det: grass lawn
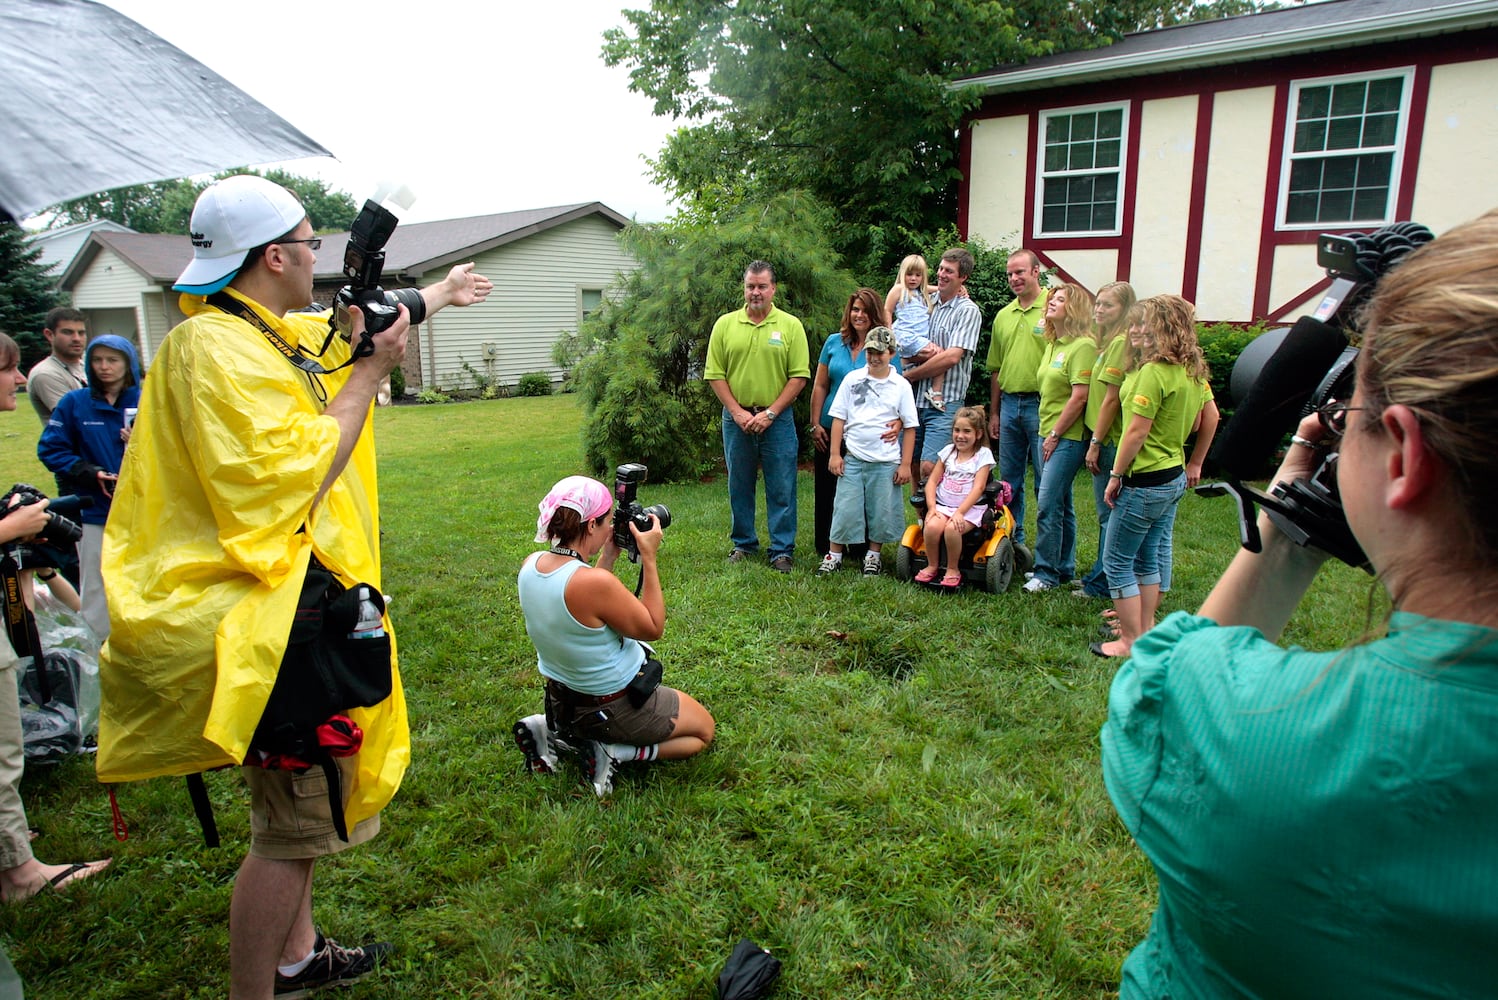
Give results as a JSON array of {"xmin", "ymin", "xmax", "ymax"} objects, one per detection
[{"xmin": 0, "ymin": 395, "xmax": 1373, "ymax": 998}]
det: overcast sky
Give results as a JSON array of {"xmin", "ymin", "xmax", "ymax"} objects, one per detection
[{"xmin": 101, "ymin": 0, "xmax": 681, "ymax": 224}]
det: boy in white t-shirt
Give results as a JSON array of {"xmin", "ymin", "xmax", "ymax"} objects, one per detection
[{"xmin": 821, "ymin": 326, "xmax": 920, "ymax": 576}]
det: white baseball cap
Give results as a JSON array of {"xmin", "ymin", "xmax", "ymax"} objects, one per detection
[{"xmin": 173, "ymin": 175, "xmax": 307, "ymax": 294}]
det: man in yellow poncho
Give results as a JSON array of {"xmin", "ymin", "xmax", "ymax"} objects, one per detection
[{"xmin": 99, "ymin": 175, "xmax": 491, "ymax": 999}]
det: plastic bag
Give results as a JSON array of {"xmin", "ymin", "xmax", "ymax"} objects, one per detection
[{"xmin": 18, "ymin": 576, "xmax": 101, "ymax": 763}]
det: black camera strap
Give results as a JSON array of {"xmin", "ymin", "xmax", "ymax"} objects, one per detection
[
  {"xmin": 1, "ymin": 552, "xmax": 51, "ymax": 703},
  {"xmin": 207, "ymin": 293, "xmax": 354, "ymax": 402}
]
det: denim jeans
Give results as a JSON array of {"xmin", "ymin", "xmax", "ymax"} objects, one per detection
[
  {"xmin": 1102, "ymin": 472, "xmax": 1186, "ymax": 600},
  {"xmin": 722, "ymin": 409, "xmax": 799, "ymax": 561},
  {"xmin": 1157, "ymin": 502, "xmax": 1179, "ymax": 593},
  {"xmin": 998, "ymin": 393, "xmax": 1042, "ymax": 546},
  {"xmin": 1031, "ymin": 437, "xmax": 1087, "ymax": 585},
  {"xmin": 914, "ymin": 404, "xmax": 955, "ymax": 468},
  {"xmin": 1079, "ymin": 442, "xmax": 1117, "ymax": 597}
]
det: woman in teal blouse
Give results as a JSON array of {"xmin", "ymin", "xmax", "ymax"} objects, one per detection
[{"xmin": 1102, "ymin": 208, "xmax": 1498, "ymax": 997}]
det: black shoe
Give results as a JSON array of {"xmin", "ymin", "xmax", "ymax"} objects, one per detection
[
  {"xmin": 274, "ymin": 933, "xmax": 392, "ymax": 998},
  {"xmin": 771, "ymin": 556, "xmax": 793, "ymax": 573}
]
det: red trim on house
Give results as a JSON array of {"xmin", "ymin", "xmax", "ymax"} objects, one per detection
[
  {"xmin": 1181, "ymin": 91, "xmax": 1214, "ymax": 302},
  {"xmin": 1021, "ymin": 109, "xmax": 1039, "ymax": 248},
  {"xmin": 1396, "ymin": 63, "xmax": 1433, "ymax": 220},
  {"xmin": 1116, "ymin": 98, "xmax": 1145, "ymax": 283},
  {"xmin": 1253, "ymin": 81, "xmax": 1294, "ymax": 320},
  {"xmin": 1267, "ymin": 275, "xmax": 1334, "ymax": 323},
  {"xmin": 957, "ymin": 123, "xmax": 974, "ymax": 238}
]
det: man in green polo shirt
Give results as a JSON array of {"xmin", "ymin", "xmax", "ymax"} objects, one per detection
[
  {"xmin": 704, "ymin": 261, "xmax": 810, "ymax": 572},
  {"xmin": 985, "ymin": 248, "xmax": 1049, "ymax": 546}
]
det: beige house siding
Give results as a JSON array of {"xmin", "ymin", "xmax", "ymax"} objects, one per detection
[
  {"xmin": 1196, "ymin": 86, "xmax": 1278, "ymax": 321},
  {"xmin": 417, "ymin": 215, "xmax": 634, "ymax": 392},
  {"xmin": 1411, "ymin": 57, "xmax": 1498, "ymax": 231}
]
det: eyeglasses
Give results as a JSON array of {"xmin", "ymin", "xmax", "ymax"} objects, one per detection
[
  {"xmin": 276, "ymin": 237, "xmax": 322, "ymax": 251},
  {"xmin": 1316, "ymin": 400, "xmax": 1367, "ymax": 437}
]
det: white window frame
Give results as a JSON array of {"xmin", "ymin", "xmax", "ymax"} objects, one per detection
[
  {"xmin": 1276, "ymin": 67, "xmax": 1414, "ymax": 231},
  {"xmin": 1034, "ymin": 101, "xmax": 1129, "ymax": 238}
]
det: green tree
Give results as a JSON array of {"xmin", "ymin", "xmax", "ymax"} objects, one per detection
[
  {"xmin": 559, "ymin": 191, "xmax": 855, "ymax": 481},
  {"xmin": 47, "ymin": 168, "xmax": 357, "ymax": 234},
  {"xmin": 605, "ymin": 0, "xmax": 1269, "ymax": 266},
  {"xmin": 0, "ymin": 221, "xmax": 67, "ymax": 368}
]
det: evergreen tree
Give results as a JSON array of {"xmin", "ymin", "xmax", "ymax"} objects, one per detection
[{"xmin": 0, "ymin": 221, "xmax": 66, "ymax": 368}]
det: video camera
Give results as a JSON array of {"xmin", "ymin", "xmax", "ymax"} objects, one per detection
[
  {"xmin": 330, "ymin": 199, "xmax": 428, "ymax": 357},
  {"xmin": 1202, "ymin": 222, "xmax": 1433, "ymax": 569},
  {"xmin": 612, "ymin": 463, "xmax": 671, "ymax": 563},
  {"xmin": 0, "ymin": 483, "xmax": 89, "ymax": 570}
]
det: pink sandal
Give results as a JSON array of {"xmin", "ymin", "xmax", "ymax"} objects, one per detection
[
  {"xmin": 914, "ymin": 566, "xmax": 940, "ymax": 584},
  {"xmin": 940, "ymin": 571, "xmax": 963, "ymax": 589}
]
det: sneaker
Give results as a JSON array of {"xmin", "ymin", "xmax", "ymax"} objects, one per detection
[
  {"xmin": 512, "ymin": 715, "xmax": 558, "ymax": 775},
  {"xmin": 1022, "ymin": 577, "xmax": 1054, "ymax": 593},
  {"xmin": 1023, "ymin": 571, "xmax": 1035, "ymax": 581},
  {"xmin": 582, "ymin": 740, "xmax": 619, "ymax": 798},
  {"xmin": 817, "ymin": 554, "xmax": 842, "ymax": 576},
  {"xmin": 862, "ymin": 552, "xmax": 881, "ymax": 576},
  {"xmin": 728, "ymin": 548, "xmax": 752, "ymax": 563},
  {"xmin": 274, "ymin": 933, "xmax": 392, "ymax": 998},
  {"xmin": 770, "ymin": 556, "xmax": 794, "ymax": 574}
]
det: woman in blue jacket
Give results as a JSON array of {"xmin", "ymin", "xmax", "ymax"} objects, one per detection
[{"xmin": 38, "ymin": 333, "xmax": 142, "ymax": 640}]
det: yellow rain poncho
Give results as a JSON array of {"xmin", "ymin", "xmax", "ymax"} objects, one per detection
[{"xmin": 98, "ymin": 290, "xmax": 408, "ymax": 828}]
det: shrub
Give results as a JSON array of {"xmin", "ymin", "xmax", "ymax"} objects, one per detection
[
  {"xmin": 516, "ymin": 372, "xmax": 553, "ymax": 397},
  {"xmin": 416, "ymin": 388, "xmax": 450, "ymax": 404},
  {"xmin": 1197, "ymin": 321, "xmax": 1266, "ymax": 417},
  {"xmin": 389, "ymin": 366, "xmax": 406, "ymax": 398}
]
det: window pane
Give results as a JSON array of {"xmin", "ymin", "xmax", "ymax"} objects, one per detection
[
  {"xmin": 1097, "ymin": 110, "xmax": 1123, "ymax": 140},
  {"xmin": 1367, "ymin": 77, "xmax": 1404, "ymax": 113},
  {"xmin": 1352, "ymin": 187, "xmax": 1388, "ymax": 220},
  {"xmin": 1097, "ymin": 139, "xmax": 1120, "ymax": 169},
  {"xmin": 1096, "ymin": 175, "xmax": 1119, "ymax": 201},
  {"xmin": 1286, "ymin": 191, "xmax": 1318, "ymax": 223},
  {"xmin": 1362, "ymin": 112, "xmax": 1397, "ymax": 147},
  {"xmin": 1297, "ymin": 86, "xmax": 1330, "ymax": 119},
  {"xmin": 1326, "ymin": 116, "xmax": 1362, "ymax": 150},
  {"xmin": 1070, "ymin": 175, "xmax": 1096, "ymax": 202},
  {"xmin": 1288, "ymin": 159, "xmax": 1323, "ymax": 191},
  {"xmin": 1322, "ymin": 155, "xmax": 1357, "ymax": 188},
  {"xmin": 1093, "ymin": 201, "xmax": 1117, "ymax": 230},
  {"xmin": 1046, "ymin": 116, "xmax": 1070, "ymax": 144},
  {"xmin": 1042, "ymin": 180, "xmax": 1066, "ymax": 206},
  {"xmin": 1045, "ymin": 145, "xmax": 1068, "ymax": 172},
  {"xmin": 1320, "ymin": 189, "xmax": 1353, "ymax": 221},
  {"xmin": 1330, "ymin": 82, "xmax": 1367, "ymax": 117},
  {"xmin": 1294, "ymin": 120, "xmax": 1327, "ymax": 153},
  {"xmin": 1073, "ymin": 114, "xmax": 1096, "ymax": 141},
  {"xmin": 1357, "ymin": 152, "xmax": 1392, "ymax": 186},
  {"xmin": 1069, "ymin": 142, "xmax": 1094, "ymax": 171},
  {"xmin": 1067, "ymin": 204, "xmax": 1091, "ymax": 231}
]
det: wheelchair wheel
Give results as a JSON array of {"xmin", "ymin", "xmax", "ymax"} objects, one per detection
[
  {"xmin": 985, "ymin": 536, "xmax": 1016, "ymax": 592},
  {"xmin": 895, "ymin": 543, "xmax": 917, "ymax": 581},
  {"xmin": 1014, "ymin": 541, "xmax": 1035, "ymax": 575}
]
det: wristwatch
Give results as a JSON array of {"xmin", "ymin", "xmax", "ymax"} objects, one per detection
[{"xmin": 766, "ymin": 409, "xmax": 778, "ymax": 421}]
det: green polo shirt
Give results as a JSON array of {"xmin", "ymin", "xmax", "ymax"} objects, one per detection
[
  {"xmin": 985, "ymin": 289, "xmax": 1049, "ymax": 394},
  {"xmin": 1037, "ymin": 335, "xmax": 1098, "ymax": 441},
  {"xmin": 1118, "ymin": 361, "xmax": 1193, "ymax": 475},
  {"xmin": 1085, "ymin": 333, "xmax": 1129, "ymax": 446},
  {"xmin": 703, "ymin": 305, "xmax": 810, "ymax": 408}
]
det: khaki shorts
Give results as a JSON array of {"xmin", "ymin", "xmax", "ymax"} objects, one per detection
[
  {"xmin": 244, "ymin": 757, "xmax": 380, "ymax": 860},
  {"xmin": 546, "ymin": 681, "xmax": 680, "ymax": 746}
]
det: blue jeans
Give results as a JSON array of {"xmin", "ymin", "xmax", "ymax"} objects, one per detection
[
  {"xmin": 1031, "ymin": 436, "xmax": 1087, "ymax": 585},
  {"xmin": 722, "ymin": 409, "xmax": 799, "ymax": 561},
  {"xmin": 1102, "ymin": 472, "xmax": 1186, "ymax": 600},
  {"xmin": 998, "ymin": 393, "xmax": 1042, "ymax": 546},
  {"xmin": 1157, "ymin": 502, "xmax": 1178, "ymax": 593},
  {"xmin": 915, "ymin": 404, "xmax": 954, "ymax": 467},
  {"xmin": 1080, "ymin": 442, "xmax": 1117, "ymax": 597}
]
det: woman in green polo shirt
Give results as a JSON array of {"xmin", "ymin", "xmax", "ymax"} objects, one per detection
[{"xmin": 1092, "ymin": 294, "xmax": 1208, "ymax": 658}]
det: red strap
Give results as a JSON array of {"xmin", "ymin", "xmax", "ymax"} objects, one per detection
[{"xmin": 108, "ymin": 785, "xmax": 128, "ymax": 841}]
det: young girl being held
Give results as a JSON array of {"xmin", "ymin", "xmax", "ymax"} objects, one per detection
[
  {"xmin": 885, "ymin": 254, "xmax": 945, "ymax": 410},
  {"xmin": 914, "ymin": 405, "xmax": 995, "ymax": 588}
]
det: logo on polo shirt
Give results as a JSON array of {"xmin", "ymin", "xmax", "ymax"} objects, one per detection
[
  {"xmin": 768, "ymin": 330, "xmax": 784, "ymax": 346},
  {"xmin": 1133, "ymin": 392, "xmax": 1153, "ymax": 408}
]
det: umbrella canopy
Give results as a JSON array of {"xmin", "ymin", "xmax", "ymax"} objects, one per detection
[{"xmin": 0, "ymin": 0, "xmax": 330, "ymax": 222}]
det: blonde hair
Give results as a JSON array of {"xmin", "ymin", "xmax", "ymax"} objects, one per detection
[
  {"xmin": 898, "ymin": 254, "xmax": 933, "ymax": 309},
  {"xmin": 1095, "ymin": 281, "xmax": 1137, "ymax": 341},
  {"xmin": 951, "ymin": 405, "xmax": 990, "ymax": 450},
  {"xmin": 1359, "ymin": 208, "xmax": 1498, "ymax": 559},
  {"xmin": 1045, "ymin": 282, "xmax": 1097, "ymax": 346},
  {"xmin": 1130, "ymin": 294, "xmax": 1209, "ymax": 381},
  {"xmin": 0, "ymin": 333, "xmax": 18, "ymax": 370}
]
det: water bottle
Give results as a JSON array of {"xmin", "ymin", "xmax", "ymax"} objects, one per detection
[{"xmin": 349, "ymin": 586, "xmax": 386, "ymax": 639}]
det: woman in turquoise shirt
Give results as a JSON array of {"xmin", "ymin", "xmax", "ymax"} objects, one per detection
[{"xmin": 1102, "ymin": 208, "xmax": 1498, "ymax": 997}]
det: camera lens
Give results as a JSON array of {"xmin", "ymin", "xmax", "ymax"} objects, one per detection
[{"xmin": 643, "ymin": 504, "xmax": 671, "ymax": 530}]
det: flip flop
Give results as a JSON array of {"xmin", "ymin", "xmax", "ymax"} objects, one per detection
[
  {"xmin": 940, "ymin": 571, "xmax": 963, "ymax": 589},
  {"xmin": 2, "ymin": 859, "xmax": 110, "ymax": 904},
  {"xmin": 913, "ymin": 567, "xmax": 940, "ymax": 584}
]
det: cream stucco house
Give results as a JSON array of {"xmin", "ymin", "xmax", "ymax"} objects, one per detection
[{"xmin": 954, "ymin": 0, "xmax": 1498, "ymax": 323}]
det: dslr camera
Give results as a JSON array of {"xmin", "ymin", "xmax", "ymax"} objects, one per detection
[
  {"xmin": 612, "ymin": 463, "xmax": 671, "ymax": 563},
  {"xmin": 0, "ymin": 483, "xmax": 88, "ymax": 570},
  {"xmin": 1204, "ymin": 222, "xmax": 1433, "ymax": 568},
  {"xmin": 330, "ymin": 199, "xmax": 429, "ymax": 356}
]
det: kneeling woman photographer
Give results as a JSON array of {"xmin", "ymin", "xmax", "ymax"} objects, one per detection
[
  {"xmin": 1102, "ymin": 208, "xmax": 1498, "ymax": 996},
  {"xmin": 513, "ymin": 476, "xmax": 713, "ymax": 797}
]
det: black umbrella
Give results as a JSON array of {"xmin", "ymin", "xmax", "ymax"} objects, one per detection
[
  {"xmin": 716, "ymin": 938, "xmax": 782, "ymax": 1000},
  {"xmin": 0, "ymin": 0, "xmax": 330, "ymax": 222}
]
